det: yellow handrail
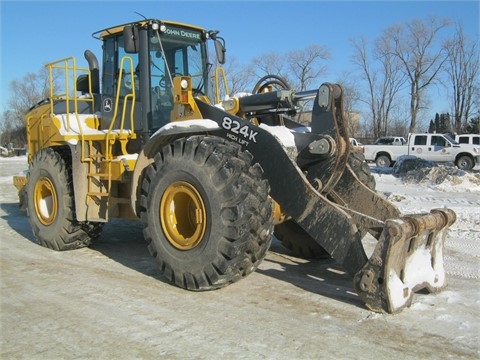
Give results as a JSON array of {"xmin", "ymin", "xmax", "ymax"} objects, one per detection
[
  {"xmin": 105, "ymin": 56, "xmax": 136, "ymax": 159},
  {"xmin": 213, "ymin": 66, "xmax": 229, "ymax": 104},
  {"xmin": 46, "ymin": 57, "xmax": 95, "ymax": 160}
]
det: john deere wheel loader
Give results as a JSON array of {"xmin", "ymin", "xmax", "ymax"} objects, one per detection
[{"xmin": 13, "ymin": 19, "xmax": 456, "ymax": 314}]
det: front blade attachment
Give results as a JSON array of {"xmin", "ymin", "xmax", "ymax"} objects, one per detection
[{"xmin": 353, "ymin": 208, "xmax": 457, "ymax": 314}]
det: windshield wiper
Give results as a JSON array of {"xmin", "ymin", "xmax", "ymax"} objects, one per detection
[{"xmin": 193, "ymin": 62, "xmax": 212, "ymax": 97}]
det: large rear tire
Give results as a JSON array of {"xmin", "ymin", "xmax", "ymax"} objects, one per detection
[
  {"xmin": 139, "ymin": 136, "xmax": 274, "ymax": 290},
  {"xmin": 275, "ymin": 152, "xmax": 375, "ymax": 259},
  {"xmin": 27, "ymin": 147, "xmax": 103, "ymax": 250}
]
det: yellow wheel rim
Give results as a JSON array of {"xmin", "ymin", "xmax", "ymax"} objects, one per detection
[
  {"xmin": 34, "ymin": 177, "xmax": 58, "ymax": 226},
  {"xmin": 160, "ymin": 181, "xmax": 207, "ymax": 250}
]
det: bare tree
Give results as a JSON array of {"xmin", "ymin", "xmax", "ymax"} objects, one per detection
[
  {"xmin": 337, "ymin": 71, "xmax": 362, "ymax": 137},
  {"xmin": 209, "ymin": 54, "xmax": 254, "ymax": 101},
  {"xmin": 286, "ymin": 44, "xmax": 330, "ymax": 91},
  {"xmin": 0, "ymin": 67, "xmax": 55, "ymax": 147},
  {"xmin": 351, "ymin": 36, "xmax": 406, "ymax": 138},
  {"xmin": 375, "ymin": 33, "xmax": 408, "ymax": 134},
  {"xmin": 444, "ymin": 23, "xmax": 480, "ymax": 132},
  {"xmin": 0, "ymin": 110, "xmax": 17, "ymax": 145},
  {"xmin": 250, "ymin": 44, "xmax": 330, "ymax": 91},
  {"xmin": 7, "ymin": 67, "xmax": 52, "ymax": 128},
  {"xmin": 251, "ymin": 52, "xmax": 287, "ymax": 82},
  {"xmin": 385, "ymin": 16, "xmax": 451, "ymax": 132},
  {"xmin": 351, "ymin": 37, "xmax": 377, "ymax": 137},
  {"xmin": 226, "ymin": 61, "xmax": 259, "ymax": 97},
  {"xmin": 249, "ymin": 45, "xmax": 329, "ymax": 114}
]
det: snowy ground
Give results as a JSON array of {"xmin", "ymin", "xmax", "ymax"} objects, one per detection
[{"xmin": 1, "ymin": 155, "xmax": 479, "ymax": 359}]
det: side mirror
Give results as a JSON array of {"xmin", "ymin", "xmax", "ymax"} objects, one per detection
[
  {"xmin": 123, "ymin": 25, "xmax": 139, "ymax": 54},
  {"xmin": 214, "ymin": 39, "xmax": 226, "ymax": 64}
]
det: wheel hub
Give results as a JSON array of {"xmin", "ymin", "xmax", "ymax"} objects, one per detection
[
  {"xmin": 160, "ymin": 181, "xmax": 206, "ymax": 250},
  {"xmin": 34, "ymin": 177, "xmax": 58, "ymax": 226}
]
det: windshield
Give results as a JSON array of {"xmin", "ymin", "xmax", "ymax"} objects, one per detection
[
  {"xmin": 148, "ymin": 25, "xmax": 209, "ymax": 129},
  {"xmin": 149, "ymin": 25, "xmax": 207, "ymax": 93},
  {"xmin": 375, "ymin": 138, "xmax": 394, "ymax": 145},
  {"xmin": 443, "ymin": 134, "xmax": 459, "ymax": 144}
]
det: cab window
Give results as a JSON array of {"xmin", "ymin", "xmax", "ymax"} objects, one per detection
[
  {"xmin": 431, "ymin": 136, "xmax": 446, "ymax": 147},
  {"xmin": 414, "ymin": 135, "xmax": 427, "ymax": 146},
  {"xmin": 102, "ymin": 37, "xmax": 116, "ymax": 96},
  {"xmin": 102, "ymin": 35, "xmax": 139, "ymax": 97},
  {"xmin": 117, "ymin": 36, "xmax": 139, "ymax": 96}
]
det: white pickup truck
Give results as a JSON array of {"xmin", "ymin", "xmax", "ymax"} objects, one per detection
[
  {"xmin": 374, "ymin": 136, "xmax": 407, "ymax": 146},
  {"xmin": 456, "ymin": 134, "xmax": 480, "ymax": 146},
  {"xmin": 363, "ymin": 133, "xmax": 480, "ymax": 170}
]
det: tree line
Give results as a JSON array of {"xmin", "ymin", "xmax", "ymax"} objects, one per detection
[{"xmin": 1, "ymin": 15, "xmax": 478, "ymax": 148}]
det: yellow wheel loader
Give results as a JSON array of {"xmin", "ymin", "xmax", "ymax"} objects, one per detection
[{"xmin": 13, "ymin": 19, "xmax": 456, "ymax": 313}]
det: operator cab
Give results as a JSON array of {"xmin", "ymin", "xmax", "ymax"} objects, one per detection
[{"xmin": 91, "ymin": 19, "xmax": 226, "ymax": 142}]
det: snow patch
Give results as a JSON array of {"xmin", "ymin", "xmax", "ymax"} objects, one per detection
[
  {"xmin": 151, "ymin": 119, "xmax": 219, "ymax": 137},
  {"xmin": 258, "ymin": 123, "xmax": 296, "ymax": 148},
  {"xmin": 258, "ymin": 123, "xmax": 297, "ymax": 159},
  {"xmin": 55, "ymin": 113, "xmax": 131, "ymax": 136},
  {"xmin": 388, "ymin": 243, "xmax": 445, "ymax": 311},
  {"xmin": 388, "ymin": 156, "xmax": 480, "ymax": 192},
  {"xmin": 112, "ymin": 154, "xmax": 139, "ymax": 162}
]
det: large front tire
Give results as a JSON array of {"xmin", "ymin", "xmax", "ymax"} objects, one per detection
[
  {"xmin": 139, "ymin": 136, "xmax": 274, "ymax": 290},
  {"xmin": 27, "ymin": 148, "xmax": 103, "ymax": 250}
]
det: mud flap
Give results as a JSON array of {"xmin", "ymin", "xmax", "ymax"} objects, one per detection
[{"xmin": 353, "ymin": 208, "xmax": 456, "ymax": 314}]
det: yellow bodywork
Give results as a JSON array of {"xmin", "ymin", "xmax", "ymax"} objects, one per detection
[
  {"xmin": 21, "ymin": 47, "xmax": 230, "ymax": 222},
  {"xmin": 22, "ymin": 56, "xmax": 139, "ymax": 222}
]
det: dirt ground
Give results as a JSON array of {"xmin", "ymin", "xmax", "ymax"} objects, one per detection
[{"xmin": 1, "ymin": 157, "xmax": 479, "ymax": 359}]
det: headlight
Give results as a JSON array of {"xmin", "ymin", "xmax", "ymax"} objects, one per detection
[{"xmin": 222, "ymin": 99, "xmax": 236, "ymax": 111}]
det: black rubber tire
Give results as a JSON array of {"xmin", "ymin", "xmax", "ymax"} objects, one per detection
[
  {"xmin": 27, "ymin": 147, "xmax": 103, "ymax": 250},
  {"xmin": 349, "ymin": 152, "xmax": 376, "ymax": 189},
  {"xmin": 274, "ymin": 152, "xmax": 375, "ymax": 260},
  {"xmin": 18, "ymin": 187, "xmax": 27, "ymax": 211},
  {"xmin": 375, "ymin": 155, "xmax": 391, "ymax": 168},
  {"xmin": 274, "ymin": 220, "xmax": 331, "ymax": 259},
  {"xmin": 456, "ymin": 155, "xmax": 474, "ymax": 170},
  {"xmin": 139, "ymin": 136, "xmax": 274, "ymax": 291}
]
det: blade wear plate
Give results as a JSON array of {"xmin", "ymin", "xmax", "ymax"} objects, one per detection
[{"xmin": 353, "ymin": 209, "xmax": 456, "ymax": 314}]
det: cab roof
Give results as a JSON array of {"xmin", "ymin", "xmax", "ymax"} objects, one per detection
[{"xmin": 92, "ymin": 19, "xmax": 206, "ymax": 40}]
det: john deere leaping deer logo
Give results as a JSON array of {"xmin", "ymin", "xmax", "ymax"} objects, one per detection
[{"xmin": 103, "ymin": 98, "xmax": 112, "ymax": 112}]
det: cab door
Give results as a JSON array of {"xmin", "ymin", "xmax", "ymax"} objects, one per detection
[
  {"xmin": 429, "ymin": 135, "xmax": 453, "ymax": 162},
  {"xmin": 410, "ymin": 135, "xmax": 451, "ymax": 162},
  {"xmin": 100, "ymin": 35, "xmax": 141, "ymax": 132}
]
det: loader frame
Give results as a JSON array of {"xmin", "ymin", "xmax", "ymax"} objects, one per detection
[{"xmin": 16, "ymin": 18, "xmax": 457, "ymax": 314}]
